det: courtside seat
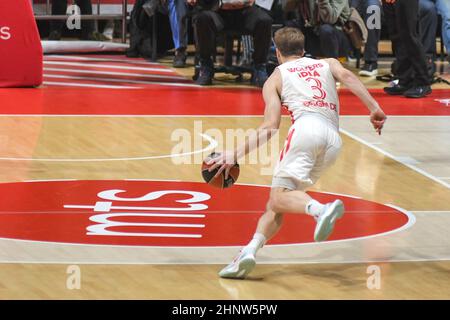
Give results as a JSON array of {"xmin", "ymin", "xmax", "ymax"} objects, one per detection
[{"xmin": 0, "ymin": 0, "xmax": 43, "ymax": 87}]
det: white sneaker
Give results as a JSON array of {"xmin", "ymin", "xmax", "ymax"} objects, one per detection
[
  {"xmin": 102, "ymin": 27, "xmax": 114, "ymax": 41},
  {"xmin": 314, "ymin": 200, "xmax": 345, "ymax": 242},
  {"xmin": 358, "ymin": 62, "xmax": 378, "ymax": 77},
  {"xmin": 218, "ymin": 251, "xmax": 256, "ymax": 279}
]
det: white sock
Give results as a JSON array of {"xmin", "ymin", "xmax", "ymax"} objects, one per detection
[
  {"xmin": 305, "ymin": 199, "xmax": 324, "ymax": 219},
  {"xmin": 242, "ymin": 233, "xmax": 266, "ymax": 256}
]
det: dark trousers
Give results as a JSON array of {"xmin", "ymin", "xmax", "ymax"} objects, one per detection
[
  {"xmin": 192, "ymin": 6, "xmax": 273, "ymax": 65},
  {"xmin": 383, "ymin": 0, "xmax": 430, "ymax": 87},
  {"xmin": 50, "ymin": 0, "xmax": 94, "ymax": 36},
  {"xmin": 419, "ymin": 0, "xmax": 438, "ymax": 57},
  {"xmin": 286, "ymin": 19, "xmax": 351, "ymax": 58},
  {"xmin": 351, "ymin": 0, "xmax": 382, "ymax": 63}
]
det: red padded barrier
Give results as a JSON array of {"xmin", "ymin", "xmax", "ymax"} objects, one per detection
[{"xmin": 0, "ymin": 0, "xmax": 43, "ymax": 87}]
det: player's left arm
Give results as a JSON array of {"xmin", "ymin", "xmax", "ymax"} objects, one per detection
[
  {"xmin": 207, "ymin": 69, "xmax": 283, "ymax": 178},
  {"xmin": 325, "ymin": 58, "xmax": 387, "ymax": 135}
]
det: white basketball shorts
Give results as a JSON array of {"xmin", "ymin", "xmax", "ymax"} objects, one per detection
[{"xmin": 271, "ymin": 113, "xmax": 342, "ymax": 191}]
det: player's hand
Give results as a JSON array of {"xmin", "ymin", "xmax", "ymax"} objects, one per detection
[
  {"xmin": 186, "ymin": 0, "xmax": 197, "ymax": 6},
  {"xmin": 370, "ymin": 108, "xmax": 387, "ymax": 135},
  {"xmin": 206, "ymin": 151, "xmax": 237, "ymax": 179}
]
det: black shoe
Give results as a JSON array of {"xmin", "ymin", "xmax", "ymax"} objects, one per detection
[
  {"xmin": 173, "ymin": 49, "xmax": 187, "ymax": 68},
  {"xmin": 251, "ymin": 64, "xmax": 268, "ymax": 87},
  {"xmin": 383, "ymin": 84, "xmax": 410, "ymax": 95},
  {"xmin": 403, "ymin": 86, "xmax": 432, "ymax": 98},
  {"xmin": 196, "ymin": 59, "xmax": 214, "ymax": 86},
  {"xmin": 359, "ymin": 62, "xmax": 378, "ymax": 77},
  {"xmin": 48, "ymin": 30, "xmax": 61, "ymax": 41}
]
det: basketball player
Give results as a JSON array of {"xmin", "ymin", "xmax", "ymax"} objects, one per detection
[{"xmin": 206, "ymin": 27, "xmax": 387, "ymax": 279}]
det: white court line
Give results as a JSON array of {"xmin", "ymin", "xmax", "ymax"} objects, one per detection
[
  {"xmin": 43, "ymin": 81, "xmax": 140, "ymax": 89},
  {"xmin": 88, "ymin": 232, "xmax": 201, "ymax": 238},
  {"xmin": 44, "ymin": 74, "xmax": 200, "ymax": 88},
  {"xmin": 44, "ymin": 74, "xmax": 192, "ymax": 87},
  {"xmin": 0, "ymin": 133, "xmax": 217, "ymax": 162},
  {"xmin": 44, "ymin": 67, "xmax": 186, "ymax": 80},
  {"xmin": 44, "ymin": 61, "xmax": 176, "ymax": 73},
  {"xmin": 0, "ymin": 211, "xmax": 206, "ymax": 218},
  {"xmin": 88, "ymin": 222, "xmax": 205, "ymax": 228},
  {"xmin": 45, "ymin": 55, "xmax": 162, "ymax": 67},
  {"xmin": 0, "ymin": 114, "xmax": 448, "ymax": 187},
  {"xmin": 65, "ymin": 204, "xmax": 205, "ymax": 212},
  {"xmin": 340, "ymin": 128, "xmax": 450, "ymax": 189},
  {"xmin": 45, "ymin": 79, "xmax": 200, "ymax": 89}
]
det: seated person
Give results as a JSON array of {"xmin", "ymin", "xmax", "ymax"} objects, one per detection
[
  {"xmin": 189, "ymin": 0, "xmax": 273, "ymax": 87},
  {"xmin": 48, "ymin": 0, "xmax": 106, "ymax": 41},
  {"xmin": 282, "ymin": 0, "xmax": 352, "ymax": 59},
  {"xmin": 165, "ymin": 0, "xmax": 189, "ymax": 67}
]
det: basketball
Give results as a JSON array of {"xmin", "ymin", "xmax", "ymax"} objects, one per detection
[{"xmin": 201, "ymin": 152, "xmax": 240, "ymax": 188}]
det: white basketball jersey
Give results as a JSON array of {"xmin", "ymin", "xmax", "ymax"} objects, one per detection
[{"xmin": 278, "ymin": 57, "xmax": 340, "ymax": 129}]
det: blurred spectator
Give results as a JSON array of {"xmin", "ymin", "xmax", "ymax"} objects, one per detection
[
  {"xmin": 351, "ymin": 0, "xmax": 382, "ymax": 76},
  {"xmin": 48, "ymin": 0, "xmax": 107, "ymax": 41},
  {"xmin": 421, "ymin": 0, "xmax": 449, "ymax": 55},
  {"xmin": 383, "ymin": 0, "xmax": 431, "ymax": 98},
  {"xmin": 437, "ymin": 0, "xmax": 450, "ymax": 55},
  {"xmin": 163, "ymin": 0, "xmax": 189, "ymax": 67},
  {"xmin": 189, "ymin": 0, "xmax": 273, "ymax": 87},
  {"xmin": 352, "ymin": 0, "xmax": 438, "ymax": 78},
  {"xmin": 283, "ymin": 0, "xmax": 352, "ymax": 59},
  {"xmin": 419, "ymin": 0, "xmax": 438, "ymax": 72}
]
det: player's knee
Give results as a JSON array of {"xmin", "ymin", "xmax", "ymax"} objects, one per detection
[
  {"xmin": 268, "ymin": 192, "xmax": 283, "ymax": 213},
  {"xmin": 264, "ymin": 206, "xmax": 284, "ymax": 224},
  {"xmin": 273, "ymin": 211, "xmax": 284, "ymax": 225}
]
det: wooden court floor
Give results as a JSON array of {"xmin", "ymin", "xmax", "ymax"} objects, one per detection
[{"xmin": 0, "ymin": 54, "xmax": 449, "ymax": 299}]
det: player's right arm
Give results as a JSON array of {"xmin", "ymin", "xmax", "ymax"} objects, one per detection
[
  {"xmin": 325, "ymin": 58, "xmax": 387, "ymax": 135},
  {"xmin": 234, "ymin": 68, "xmax": 283, "ymax": 160},
  {"xmin": 206, "ymin": 69, "xmax": 283, "ymax": 178}
]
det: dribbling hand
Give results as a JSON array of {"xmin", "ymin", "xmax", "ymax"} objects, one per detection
[
  {"xmin": 370, "ymin": 109, "xmax": 387, "ymax": 135},
  {"xmin": 205, "ymin": 151, "xmax": 237, "ymax": 179}
]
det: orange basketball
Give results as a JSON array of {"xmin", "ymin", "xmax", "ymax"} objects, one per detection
[{"xmin": 201, "ymin": 152, "xmax": 240, "ymax": 189}]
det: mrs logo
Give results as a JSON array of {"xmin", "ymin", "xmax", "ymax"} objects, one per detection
[
  {"xmin": 64, "ymin": 189, "xmax": 211, "ymax": 238},
  {"xmin": 0, "ymin": 26, "xmax": 11, "ymax": 40},
  {"xmin": 0, "ymin": 180, "xmax": 412, "ymax": 247}
]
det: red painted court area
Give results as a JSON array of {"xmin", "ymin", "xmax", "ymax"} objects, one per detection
[
  {"xmin": 1, "ymin": 87, "xmax": 448, "ymax": 116},
  {"xmin": 0, "ymin": 180, "xmax": 410, "ymax": 246}
]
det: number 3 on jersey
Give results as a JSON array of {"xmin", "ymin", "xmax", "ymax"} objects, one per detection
[{"xmin": 306, "ymin": 77, "xmax": 327, "ymax": 100}]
